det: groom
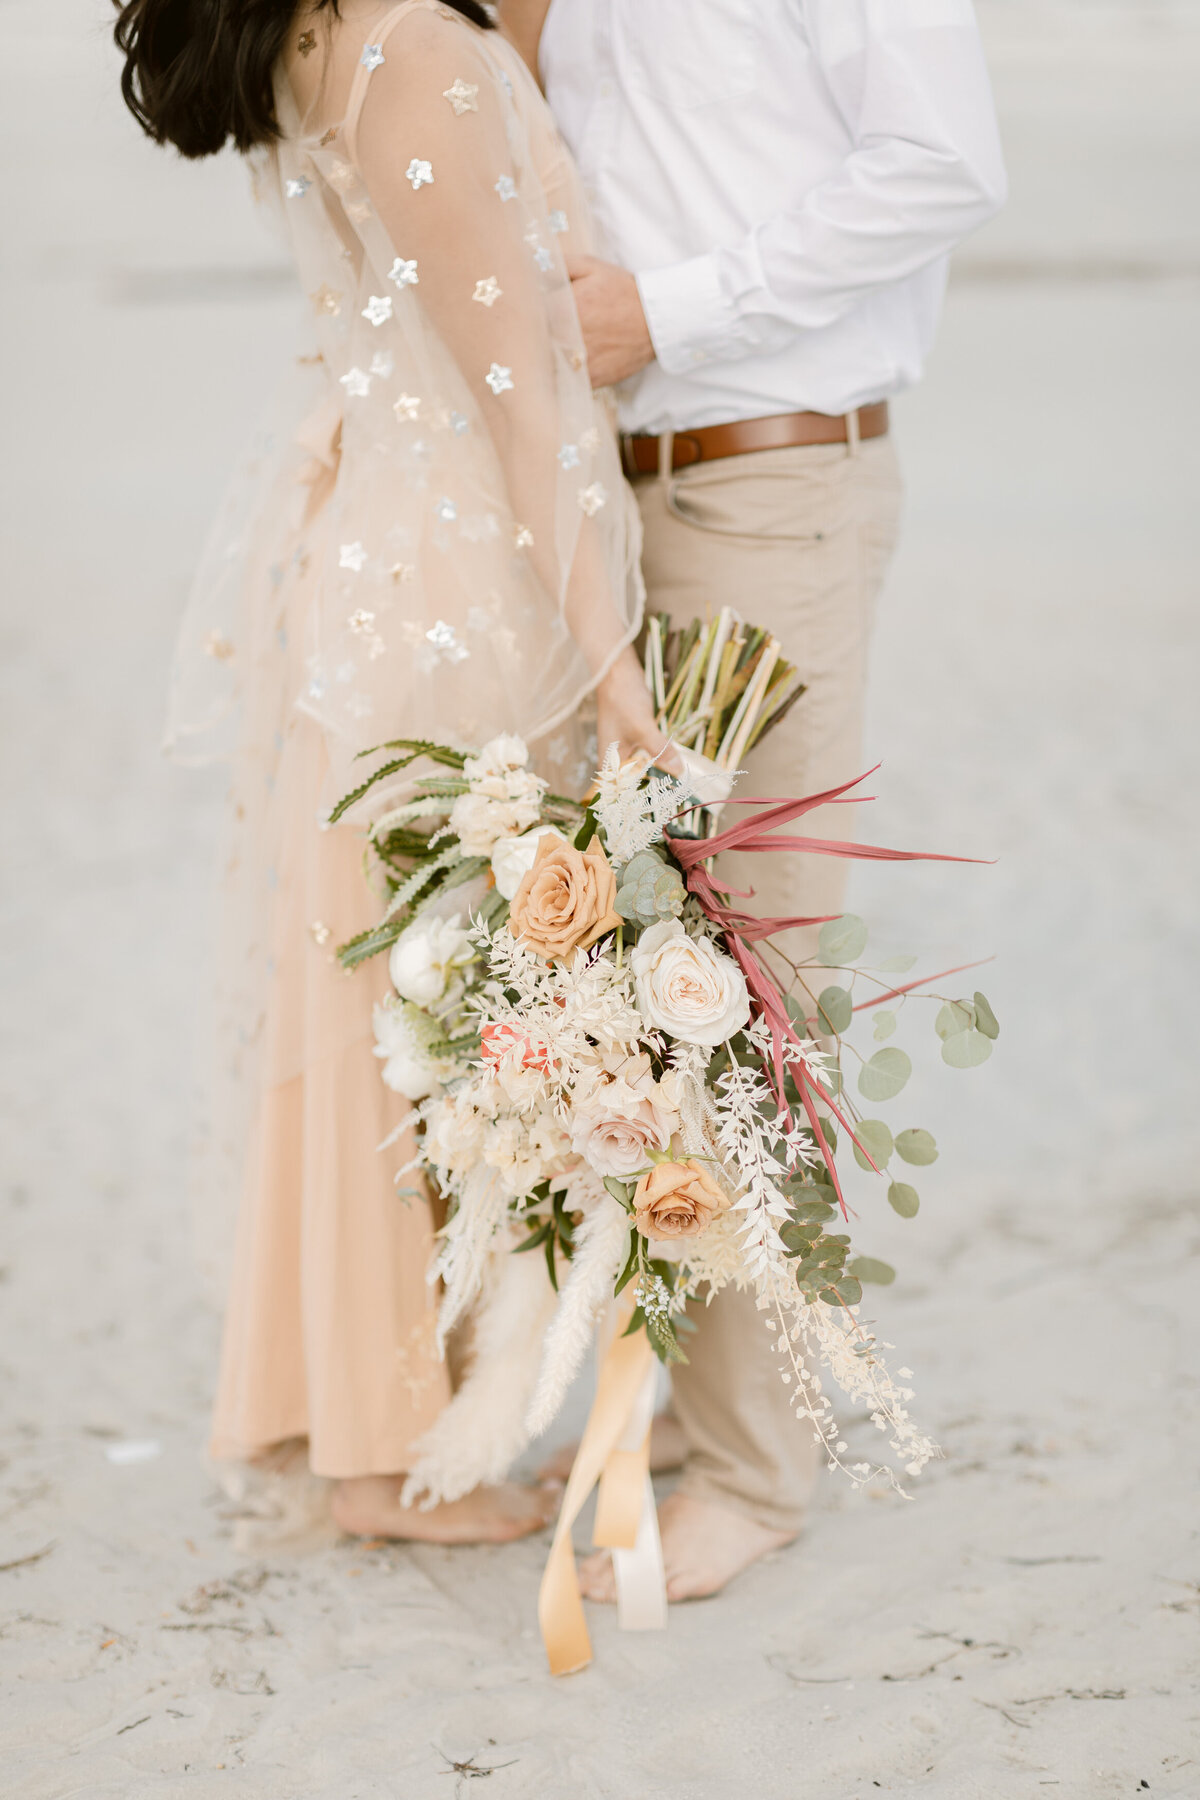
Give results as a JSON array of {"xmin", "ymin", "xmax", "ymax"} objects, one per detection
[{"xmin": 503, "ymin": 0, "xmax": 1006, "ymax": 1599}]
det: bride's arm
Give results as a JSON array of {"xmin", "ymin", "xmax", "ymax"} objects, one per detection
[
  {"xmin": 494, "ymin": 0, "xmax": 553, "ymax": 82},
  {"xmin": 353, "ymin": 13, "xmax": 666, "ymax": 764}
]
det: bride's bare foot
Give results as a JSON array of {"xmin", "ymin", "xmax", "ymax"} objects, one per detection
[
  {"xmin": 331, "ymin": 1475, "xmax": 560, "ymax": 1545},
  {"xmin": 577, "ymin": 1490, "xmax": 796, "ymax": 1604},
  {"xmin": 537, "ymin": 1411, "xmax": 688, "ymax": 1485}
]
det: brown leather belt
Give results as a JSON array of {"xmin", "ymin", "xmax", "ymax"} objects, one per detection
[{"xmin": 620, "ymin": 401, "xmax": 889, "ymax": 478}]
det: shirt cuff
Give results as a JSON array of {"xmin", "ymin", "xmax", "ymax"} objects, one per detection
[{"xmin": 636, "ymin": 252, "xmax": 757, "ymax": 376}]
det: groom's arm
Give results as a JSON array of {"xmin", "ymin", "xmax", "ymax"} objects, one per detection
[
  {"xmin": 495, "ymin": 0, "xmax": 554, "ymax": 81},
  {"xmin": 571, "ymin": 1, "xmax": 1006, "ymax": 389}
]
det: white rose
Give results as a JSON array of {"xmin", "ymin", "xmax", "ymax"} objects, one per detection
[
  {"xmin": 388, "ymin": 913, "xmax": 474, "ymax": 1005},
  {"xmin": 490, "ymin": 825, "xmax": 567, "ymax": 901},
  {"xmin": 630, "ymin": 920, "xmax": 750, "ymax": 1047},
  {"xmin": 372, "ymin": 1001, "xmax": 438, "ymax": 1101}
]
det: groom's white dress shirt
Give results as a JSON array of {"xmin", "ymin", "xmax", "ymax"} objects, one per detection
[{"xmin": 540, "ymin": 0, "xmax": 1006, "ymax": 433}]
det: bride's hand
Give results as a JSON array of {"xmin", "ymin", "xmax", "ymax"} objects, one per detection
[{"xmin": 595, "ymin": 648, "xmax": 681, "ymax": 774}]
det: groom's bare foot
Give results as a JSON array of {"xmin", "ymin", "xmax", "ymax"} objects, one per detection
[
  {"xmin": 537, "ymin": 1411, "xmax": 688, "ymax": 1484},
  {"xmin": 331, "ymin": 1475, "xmax": 560, "ymax": 1544},
  {"xmin": 577, "ymin": 1491, "xmax": 796, "ymax": 1603}
]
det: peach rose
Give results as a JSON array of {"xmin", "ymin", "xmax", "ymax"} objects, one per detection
[
  {"xmin": 508, "ymin": 834, "xmax": 621, "ymax": 962},
  {"xmin": 633, "ymin": 1158, "xmax": 729, "ymax": 1241}
]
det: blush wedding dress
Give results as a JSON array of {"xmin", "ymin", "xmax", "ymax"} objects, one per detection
[{"xmin": 168, "ymin": 1, "xmax": 643, "ymax": 1477}]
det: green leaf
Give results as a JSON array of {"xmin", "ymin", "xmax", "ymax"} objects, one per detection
[
  {"xmin": 851, "ymin": 1118, "xmax": 894, "ymax": 1172},
  {"xmin": 857, "ymin": 1047, "xmax": 912, "ymax": 1102},
  {"xmin": 872, "ymin": 1009, "xmax": 897, "ymax": 1041},
  {"xmin": 935, "ymin": 1000, "xmax": 974, "ymax": 1040},
  {"xmin": 603, "ymin": 1177, "xmax": 634, "ymax": 1210},
  {"xmin": 818, "ymin": 914, "xmax": 868, "ymax": 964},
  {"xmin": 973, "ymin": 990, "xmax": 1000, "ymax": 1040},
  {"xmin": 816, "ymin": 985, "xmax": 853, "ymax": 1035},
  {"xmin": 873, "ymin": 954, "xmax": 917, "ymax": 973},
  {"xmin": 819, "ymin": 1277, "xmax": 862, "ymax": 1308},
  {"xmin": 850, "ymin": 1255, "xmax": 896, "ymax": 1286},
  {"xmin": 942, "ymin": 1029, "xmax": 993, "ymax": 1069},
  {"xmin": 790, "ymin": 1199, "xmax": 837, "ymax": 1225},
  {"xmin": 513, "ymin": 1221, "xmax": 553, "ymax": 1254},
  {"xmin": 895, "ymin": 1128, "xmax": 939, "ymax": 1167},
  {"xmin": 613, "ymin": 1230, "xmax": 640, "ymax": 1296},
  {"xmin": 887, "ymin": 1181, "xmax": 920, "ymax": 1218}
]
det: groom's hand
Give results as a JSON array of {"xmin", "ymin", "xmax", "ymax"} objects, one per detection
[{"xmin": 566, "ymin": 254, "xmax": 655, "ymax": 388}]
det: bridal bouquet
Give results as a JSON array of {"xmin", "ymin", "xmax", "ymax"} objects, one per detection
[{"xmin": 332, "ymin": 618, "xmax": 998, "ymax": 1503}]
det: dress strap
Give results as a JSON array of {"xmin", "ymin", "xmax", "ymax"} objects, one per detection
[{"xmin": 342, "ymin": 1, "xmax": 460, "ymax": 168}]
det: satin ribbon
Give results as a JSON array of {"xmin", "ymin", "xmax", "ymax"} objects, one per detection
[{"xmin": 538, "ymin": 1307, "xmax": 666, "ymax": 1675}]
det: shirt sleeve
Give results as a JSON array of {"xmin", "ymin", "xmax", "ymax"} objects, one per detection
[{"xmin": 636, "ymin": 0, "xmax": 1008, "ymax": 376}]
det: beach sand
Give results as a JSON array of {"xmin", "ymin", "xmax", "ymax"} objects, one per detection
[{"xmin": 2, "ymin": 3, "xmax": 1198, "ymax": 1794}]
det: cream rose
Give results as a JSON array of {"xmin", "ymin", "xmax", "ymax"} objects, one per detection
[
  {"xmin": 490, "ymin": 825, "xmax": 566, "ymax": 901},
  {"xmin": 569, "ymin": 1058, "xmax": 679, "ymax": 1180},
  {"xmin": 508, "ymin": 834, "xmax": 621, "ymax": 962},
  {"xmin": 630, "ymin": 920, "xmax": 750, "ymax": 1046},
  {"xmin": 388, "ymin": 913, "xmax": 474, "ymax": 1005},
  {"xmin": 449, "ymin": 788, "xmax": 542, "ymax": 857},
  {"xmin": 633, "ymin": 1158, "xmax": 730, "ymax": 1240}
]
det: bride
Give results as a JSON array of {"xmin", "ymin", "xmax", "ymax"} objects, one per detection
[{"xmin": 114, "ymin": 0, "xmax": 669, "ymax": 1541}]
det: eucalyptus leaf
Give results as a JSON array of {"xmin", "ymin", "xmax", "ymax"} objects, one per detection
[
  {"xmin": 820, "ymin": 1277, "xmax": 862, "ymax": 1308},
  {"xmin": 873, "ymin": 953, "xmax": 917, "ymax": 973},
  {"xmin": 942, "ymin": 1029, "xmax": 993, "ymax": 1069},
  {"xmin": 818, "ymin": 913, "xmax": 868, "ymax": 964},
  {"xmin": 973, "ymin": 990, "xmax": 1000, "ymax": 1040},
  {"xmin": 888, "ymin": 1181, "xmax": 920, "ymax": 1218},
  {"xmin": 851, "ymin": 1118, "xmax": 894, "ymax": 1172},
  {"xmin": 895, "ymin": 1127, "xmax": 939, "ymax": 1167},
  {"xmin": 850, "ymin": 1255, "xmax": 896, "ymax": 1286},
  {"xmin": 858, "ymin": 1046, "xmax": 912, "ymax": 1102},
  {"xmin": 816, "ymin": 985, "xmax": 853, "ymax": 1035},
  {"xmin": 935, "ymin": 1000, "xmax": 974, "ymax": 1040},
  {"xmin": 872, "ymin": 1009, "xmax": 897, "ymax": 1041}
]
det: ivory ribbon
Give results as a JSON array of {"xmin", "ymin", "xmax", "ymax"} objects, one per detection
[{"xmin": 537, "ymin": 1308, "xmax": 666, "ymax": 1674}]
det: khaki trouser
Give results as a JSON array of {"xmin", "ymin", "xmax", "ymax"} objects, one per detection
[{"xmin": 634, "ymin": 433, "xmax": 904, "ymax": 1532}]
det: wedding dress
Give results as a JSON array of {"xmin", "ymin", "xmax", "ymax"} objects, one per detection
[{"xmin": 168, "ymin": 1, "xmax": 643, "ymax": 1475}]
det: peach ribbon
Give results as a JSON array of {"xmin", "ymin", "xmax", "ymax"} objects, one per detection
[{"xmin": 538, "ymin": 1307, "xmax": 666, "ymax": 1675}]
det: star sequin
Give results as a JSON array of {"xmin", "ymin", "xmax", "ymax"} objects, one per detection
[
  {"xmin": 449, "ymin": 411, "xmax": 469, "ymax": 435},
  {"xmin": 548, "ymin": 210, "xmax": 568, "ymax": 234},
  {"xmin": 360, "ymin": 42, "xmax": 385, "ymax": 72},
  {"xmin": 472, "ymin": 276, "xmax": 502, "ymax": 307},
  {"xmin": 297, "ymin": 29, "xmax": 316, "ymax": 56},
  {"xmin": 435, "ymin": 497, "xmax": 458, "ymax": 523},
  {"xmin": 339, "ymin": 367, "xmax": 371, "ymax": 398},
  {"xmin": 513, "ymin": 524, "xmax": 534, "ymax": 549},
  {"xmin": 204, "ymin": 630, "xmax": 234, "ymax": 661},
  {"xmin": 426, "ymin": 620, "xmax": 469, "ymax": 663},
  {"xmin": 347, "ymin": 608, "xmax": 376, "ymax": 634},
  {"xmin": 442, "ymin": 77, "xmax": 479, "ymax": 114},
  {"xmin": 362, "ymin": 294, "xmax": 393, "ymax": 327},
  {"xmin": 578, "ymin": 482, "xmax": 608, "ymax": 516},
  {"xmin": 485, "ymin": 363, "xmax": 514, "ymax": 396},
  {"xmin": 310, "ymin": 919, "xmax": 331, "ymax": 945},
  {"xmin": 311, "ymin": 285, "xmax": 341, "ymax": 317},
  {"xmin": 388, "ymin": 257, "xmax": 419, "ymax": 288},
  {"xmin": 495, "ymin": 175, "xmax": 517, "ymax": 202},
  {"xmin": 579, "ymin": 426, "xmax": 601, "ymax": 452},
  {"xmin": 567, "ymin": 350, "xmax": 585, "ymax": 371},
  {"xmin": 339, "ymin": 541, "xmax": 368, "ymax": 571},
  {"xmin": 533, "ymin": 245, "xmax": 554, "ymax": 272},
  {"xmin": 345, "ymin": 198, "xmax": 371, "ymax": 224},
  {"xmin": 319, "ymin": 126, "xmax": 339, "ymax": 147},
  {"xmin": 390, "ymin": 562, "xmax": 415, "ymax": 583},
  {"xmin": 327, "ymin": 159, "xmax": 355, "ymax": 193},
  {"xmin": 285, "ymin": 177, "xmax": 311, "ymax": 199},
  {"xmin": 557, "ymin": 443, "xmax": 581, "ymax": 470},
  {"xmin": 406, "ymin": 158, "xmax": 434, "ymax": 190},
  {"xmin": 393, "ymin": 392, "xmax": 421, "ymax": 421},
  {"xmin": 369, "ymin": 351, "xmax": 394, "ymax": 378}
]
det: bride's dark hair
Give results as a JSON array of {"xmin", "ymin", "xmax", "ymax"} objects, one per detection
[{"xmin": 114, "ymin": 0, "xmax": 494, "ymax": 159}]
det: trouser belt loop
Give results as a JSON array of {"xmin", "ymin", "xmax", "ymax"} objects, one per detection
[
  {"xmin": 657, "ymin": 430, "xmax": 675, "ymax": 482},
  {"xmin": 846, "ymin": 407, "xmax": 861, "ymax": 459}
]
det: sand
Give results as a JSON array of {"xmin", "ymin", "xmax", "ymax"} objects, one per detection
[{"xmin": 2, "ymin": 2, "xmax": 1198, "ymax": 1794}]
